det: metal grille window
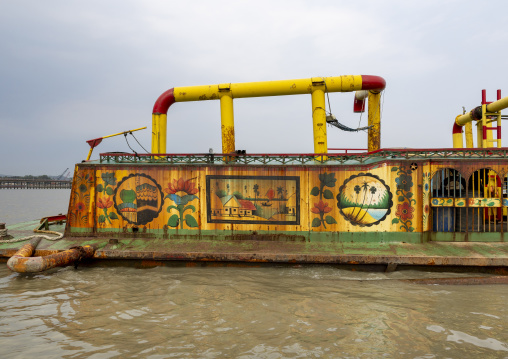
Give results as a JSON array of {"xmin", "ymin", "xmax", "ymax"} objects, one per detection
[
  {"xmin": 431, "ymin": 168, "xmax": 466, "ymax": 232},
  {"xmin": 468, "ymin": 169, "xmax": 502, "ymax": 233}
]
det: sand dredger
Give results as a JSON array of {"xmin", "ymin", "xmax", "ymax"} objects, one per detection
[{"xmin": 2, "ymin": 74, "xmax": 508, "ymax": 273}]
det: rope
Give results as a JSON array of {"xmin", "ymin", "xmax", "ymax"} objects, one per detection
[{"xmin": 0, "ymin": 229, "xmax": 63, "ymax": 244}]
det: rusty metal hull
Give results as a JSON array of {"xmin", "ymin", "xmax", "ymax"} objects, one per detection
[{"xmin": 2, "ymin": 222, "xmax": 508, "ymax": 270}]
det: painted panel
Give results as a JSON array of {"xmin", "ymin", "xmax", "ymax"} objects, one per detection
[
  {"xmin": 337, "ymin": 173, "xmax": 392, "ymax": 227},
  {"xmin": 67, "ymin": 167, "xmax": 95, "ymax": 229},
  {"xmin": 431, "ymin": 198, "xmax": 455, "ymax": 207},
  {"xmin": 206, "ymin": 175, "xmax": 300, "ymax": 225},
  {"xmin": 468, "ymin": 198, "xmax": 501, "ymax": 207},
  {"xmin": 66, "ymin": 160, "xmax": 508, "ymax": 239}
]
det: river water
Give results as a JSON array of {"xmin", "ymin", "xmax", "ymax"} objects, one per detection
[{"xmin": 0, "ymin": 189, "xmax": 507, "ymax": 358}]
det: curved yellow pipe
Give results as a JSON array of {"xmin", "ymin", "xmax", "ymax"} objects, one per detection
[{"xmin": 153, "ymin": 75, "xmax": 386, "ymax": 154}]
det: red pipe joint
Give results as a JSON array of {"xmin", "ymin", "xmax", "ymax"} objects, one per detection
[
  {"xmin": 153, "ymin": 88, "xmax": 175, "ymax": 114},
  {"xmin": 361, "ymin": 75, "xmax": 386, "ymax": 92}
]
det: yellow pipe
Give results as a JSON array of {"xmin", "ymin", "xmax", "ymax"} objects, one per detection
[
  {"xmin": 367, "ymin": 91, "xmax": 381, "ymax": 151},
  {"xmin": 219, "ymin": 87, "xmax": 235, "ymax": 154},
  {"xmin": 456, "ymin": 95, "xmax": 508, "ymax": 126},
  {"xmin": 153, "ymin": 75, "xmax": 385, "ymax": 154},
  {"xmin": 173, "ymin": 76, "xmax": 364, "ymax": 102},
  {"xmin": 487, "ymin": 96, "xmax": 508, "ymax": 113},
  {"xmin": 311, "ymin": 78, "xmax": 327, "ymax": 154},
  {"xmin": 477, "ymin": 120, "xmax": 483, "ymax": 148},
  {"xmin": 87, "ymin": 127, "xmax": 147, "ymax": 160},
  {"xmin": 465, "ymin": 122, "xmax": 473, "ymax": 148},
  {"xmin": 102, "ymin": 127, "xmax": 147, "ymax": 140}
]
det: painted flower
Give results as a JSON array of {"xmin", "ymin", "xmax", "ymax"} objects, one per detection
[
  {"xmin": 165, "ymin": 178, "xmax": 199, "ymax": 195},
  {"xmin": 424, "ymin": 205, "xmax": 429, "ymax": 214},
  {"xmin": 395, "ymin": 174, "xmax": 413, "ymax": 192},
  {"xmin": 97, "ymin": 196, "xmax": 114, "ymax": 209},
  {"xmin": 311, "ymin": 200, "xmax": 332, "ymax": 214},
  {"xmin": 101, "ymin": 172, "xmax": 117, "ymax": 186},
  {"xmin": 79, "ymin": 184, "xmax": 88, "ymax": 193},
  {"xmin": 396, "ymin": 202, "xmax": 414, "ymax": 221},
  {"xmin": 424, "ymin": 183, "xmax": 429, "ymax": 192},
  {"xmin": 75, "ymin": 202, "xmax": 85, "ymax": 211},
  {"xmin": 318, "ymin": 173, "xmax": 337, "ymax": 188}
]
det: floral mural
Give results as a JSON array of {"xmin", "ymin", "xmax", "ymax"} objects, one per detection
[
  {"xmin": 311, "ymin": 173, "xmax": 337, "ymax": 228},
  {"xmin": 69, "ymin": 169, "xmax": 93, "ymax": 228},
  {"xmin": 165, "ymin": 178, "xmax": 199, "ymax": 229},
  {"xmin": 391, "ymin": 166, "xmax": 416, "ymax": 232},
  {"xmin": 96, "ymin": 172, "xmax": 119, "ymax": 226}
]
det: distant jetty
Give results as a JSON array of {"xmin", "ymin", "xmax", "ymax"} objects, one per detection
[{"xmin": 0, "ymin": 178, "xmax": 72, "ymax": 189}]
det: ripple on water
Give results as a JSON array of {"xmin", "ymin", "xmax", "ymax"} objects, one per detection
[{"xmin": 0, "ymin": 265, "xmax": 507, "ymax": 358}]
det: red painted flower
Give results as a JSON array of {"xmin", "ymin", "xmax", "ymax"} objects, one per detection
[
  {"xmin": 164, "ymin": 178, "xmax": 198, "ymax": 195},
  {"xmin": 396, "ymin": 202, "xmax": 414, "ymax": 221},
  {"xmin": 311, "ymin": 200, "xmax": 332, "ymax": 214},
  {"xmin": 97, "ymin": 196, "xmax": 113, "ymax": 209},
  {"xmin": 75, "ymin": 202, "xmax": 85, "ymax": 211}
]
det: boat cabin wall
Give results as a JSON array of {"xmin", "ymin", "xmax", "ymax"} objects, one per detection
[{"xmin": 65, "ymin": 161, "xmax": 508, "ymax": 243}]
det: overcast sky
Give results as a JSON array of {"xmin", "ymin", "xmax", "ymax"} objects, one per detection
[{"xmin": 1, "ymin": 0, "xmax": 507, "ymax": 176}]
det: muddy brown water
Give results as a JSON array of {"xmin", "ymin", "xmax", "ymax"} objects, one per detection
[{"xmin": 0, "ymin": 190, "xmax": 507, "ymax": 358}]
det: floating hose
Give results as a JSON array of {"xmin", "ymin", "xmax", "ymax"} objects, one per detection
[
  {"xmin": 0, "ymin": 229, "xmax": 63, "ymax": 244},
  {"xmin": 6, "ymin": 237, "xmax": 96, "ymax": 273}
]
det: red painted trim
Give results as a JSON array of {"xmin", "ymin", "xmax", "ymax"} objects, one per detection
[
  {"xmin": 360, "ymin": 75, "xmax": 386, "ymax": 91},
  {"xmin": 483, "ymin": 126, "xmax": 487, "ymax": 140},
  {"xmin": 498, "ymin": 89, "xmax": 502, "ymax": 100},
  {"xmin": 152, "ymin": 88, "xmax": 175, "ymax": 114},
  {"xmin": 482, "ymin": 89, "xmax": 486, "ymax": 105},
  {"xmin": 86, "ymin": 137, "xmax": 103, "ymax": 148},
  {"xmin": 452, "ymin": 122, "xmax": 463, "ymax": 134}
]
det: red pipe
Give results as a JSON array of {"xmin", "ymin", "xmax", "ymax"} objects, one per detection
[
  {"xmin": 361, "ymin": 75, "xmax": 386, "ymax": 92},
  {"xmin": 153, "ymin": 88, "xmax": 175, "ymax": 114}
]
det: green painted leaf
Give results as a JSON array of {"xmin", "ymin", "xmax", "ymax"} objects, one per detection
[
  {"xmin": 487, "ymin": 202, "xmax": 495, "ymax": 207},
  {"xmin": 398, "ymin": 196, "xmax": 405, "ymax": 202},
  {"xmin": 166, "ymin": 205, "xmax": 178, "ymax": 213},
  {"xmin": 98, "ymin": 214, "xmax": 106, "ymax": 223},
  {"xmin": 456, "ymin": 201, "xmax": 464, "ymax": 206},
  {"xmin": 446, "ymin": 199, "xmax": 452, "ymax": 203},
  {"xmin": 311, "ymin": 218, "xmax": 322, "ymax": 227},
  {"xmin": 106, "ymin": 186, "xmax": 114, "ymax": 196},
  {"xmin": 406, "ymin": 192, "xmax": 413, "ymax": 199},
  {"xmin": 391, "ymin": 167, "xmax": 399, "ymax": 172},
  {"xmin": 323, "ymin": 189, "xmax": 334, "ymax": 199},
  {"xmin": 325, "ymin": 215, "xmax": 337, "ymax": 224},
  {"xmin": 391, "ymin": 218, "xmax": 400, "ymax": 224},
  {"xmin": 319, "ymin": 173, "xmax": 337, "ymax": 188},
  {"xmin": 96, "ymin": 184, "xmax": 103, "ymax": 193},
  {"xmin": 409, "ymin": 226, "xmax": 415, "ymax": 232},
  {"xmin": 109, "ymin": 212, "xmax": 118, "ymax": 220},
  {"xmin": 310, "ymin": 187, "xmax": 320, "ymax": 196},
  {"xmin": 168, "ymin": 214, "xmax": 179, "ymax": 227},
  {"xmin": 185, "ymin": 214, "xmax": 198, "ymax": 228},
  {"xmin": 184, "ymin": 205, "xmax": 196, "ymax": 213},
  {"xmin": 179, "ymin": 194, "xmax": 198, "ymax": 206}
]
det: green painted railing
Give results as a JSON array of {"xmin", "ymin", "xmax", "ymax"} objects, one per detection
[{"xmin": 99, "ymin": 148, "xmax": 508, "ymax": 165}]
